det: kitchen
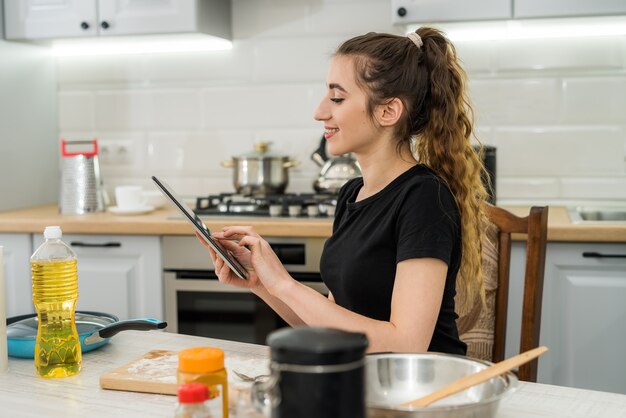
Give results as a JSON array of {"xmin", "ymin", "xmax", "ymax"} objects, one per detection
[{"xmin": 1, "ymin": 0, "xmax": 626, "ymax": 416}]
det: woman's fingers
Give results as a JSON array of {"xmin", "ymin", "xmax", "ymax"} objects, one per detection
[
  {"xmin": 195, "ymin": 231, "xmax": 211, "ymax": 249},
  {"xmin": 238, "ymin": 235, "xmax": 261, "ymax": 253},
  {"xmin": 220, "ymin": 226, "xmax": 260, "ymax": 239}
]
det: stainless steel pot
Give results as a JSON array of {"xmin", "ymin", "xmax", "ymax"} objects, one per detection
[
  {"xmin": 311, "ymin": 135, "xmax": 361, "ymax": 194},
  {"xmin": 222, "ymin": 142, "xmax": 298, "ymax": 195}
]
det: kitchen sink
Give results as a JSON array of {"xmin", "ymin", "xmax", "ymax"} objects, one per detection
[{"xmin": 568, "ymin": 206, "xmax": 626, "ymax": 223}]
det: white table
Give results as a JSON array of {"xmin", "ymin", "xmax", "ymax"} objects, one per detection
[{"xmin": 1, "ymin": 331, "xmax": 625, "ymax": 417}]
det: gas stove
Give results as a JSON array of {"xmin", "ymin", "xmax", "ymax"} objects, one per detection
[{"xmin": 193, "ymin": 192, "xmax": 338, "ymax": 218}]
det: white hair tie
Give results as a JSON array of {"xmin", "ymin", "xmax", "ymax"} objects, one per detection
[{"xmin": 407, "ymin": 32, "xmax": 423, "ymax": 48}]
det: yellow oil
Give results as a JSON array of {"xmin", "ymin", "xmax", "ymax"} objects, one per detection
[{"xmin": 31, "ymin": 259, "xmax": 82, "ymax": 378}]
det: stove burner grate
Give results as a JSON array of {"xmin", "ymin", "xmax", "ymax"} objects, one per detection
[{"xmin": 194, "ymin": 193, "xmax": 337, "ymax": 218}]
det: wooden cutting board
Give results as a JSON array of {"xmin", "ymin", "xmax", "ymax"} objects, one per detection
[
  {"xmin": 100, "ymin": 348, "xmax": 269, "ymax": 397},
  {"xmin": 100, "ymin": 349, "xmax": 179, "ymax": 395}
]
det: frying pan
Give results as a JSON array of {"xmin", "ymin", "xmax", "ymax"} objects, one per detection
[{"xmin": 6, "ymin": 311, "xmax": 167, "ymax": 359}]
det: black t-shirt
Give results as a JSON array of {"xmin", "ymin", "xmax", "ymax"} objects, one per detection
[{"xmin": 319, "ymin": 164, "xmax": 467, "ymax": 355}]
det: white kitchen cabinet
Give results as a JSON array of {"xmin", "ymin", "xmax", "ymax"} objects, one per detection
[
  {"xmin": 32, "ymin": 234, "xmax": 163, "ymax": 321},
  {"xmin": 4, "ymin": 0, "xmax": 98, "ymax": 39},
  {"xmin": 0, "ymin": 234, "xmax": 34, "ymax": 317},
  {"xmin": 506, "ymin": 241, "xmax": 626, "ymax": 394},
  {"xmin": 514, "ymin": 0, "xmax": 626, "ymax": 19},
  {"xmin": 391, "ymin": 0, "xmax": 512, "ymax": 24},
  {"xmin": 4, "ymin": 0, "xmax": 230, "ymax": 40},
  {"xmin": 392, "ymin": 0, "xmax": 626, "ymax": 24}
]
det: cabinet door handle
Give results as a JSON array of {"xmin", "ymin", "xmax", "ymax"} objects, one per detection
[
  {"xmin": 101, "ymin": 21, "xmax": 110, "ymax": 30},
  {"xmin": 70, "ymin": 241, "xmax": 121, "ymax": 248},
  {"xmin": 582, "ymin": 252, "xmax": 626, "ymax": 259},
  {"xmin": 80, "ymin": 21, "xmax": 90, "ymax": 30}
]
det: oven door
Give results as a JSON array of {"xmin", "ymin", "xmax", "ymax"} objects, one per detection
[{"xmin": 164, "ymin": 270, "xmax": 327, "ymax": 344}]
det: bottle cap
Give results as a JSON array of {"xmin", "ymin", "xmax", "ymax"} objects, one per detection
[
  {"xmin": 177, "ymin": 383, "xmax": 209, "ymax": 403},
  {"xmin": 44, "ymin": 226, "xmax": 62, "ymax": 239},
  {"xmin": 178, "ymin": 347, "xmax": 224, "ymax": 373}
]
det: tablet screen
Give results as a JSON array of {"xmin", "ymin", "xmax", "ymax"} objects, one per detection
[{"xmin": 151, "ymin": 176, "xmax": 249, "ymax": 280}]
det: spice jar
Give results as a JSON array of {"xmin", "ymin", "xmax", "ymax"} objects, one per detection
[
  {"xmin": 175, "ymin": 383, "xmax": 212, "ymax": 418},
  {"xmin": 178, "ymin": 347, "xmax": 229, "ymax": 418}
]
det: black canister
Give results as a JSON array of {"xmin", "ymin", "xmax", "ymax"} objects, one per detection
[
  {"xmin": 473, "ymin": 144, "xmax": 497, "ymax": 204},
  {"xmin": 264, "ymin": 327, "xmax": 369, "ymax": 418}
]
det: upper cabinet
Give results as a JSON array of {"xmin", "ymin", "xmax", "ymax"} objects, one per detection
[
  {"xmin": 392, "ymin": 0, "xmax": 626, "ymax": 24},
  {"xmin": 392, "ymin": 0, "xmax": 511, "ymax": 24},
  {"xmin": 3, "ymin": 0, "xmax": 231, "ymax": 40},
  {"xmin": 514, "ymin": 0, "xmax": 626, "ymax": 19}
]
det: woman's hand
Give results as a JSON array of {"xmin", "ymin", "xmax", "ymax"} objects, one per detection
[
  {"xmin": 194, "ymin": 226, "xmax": 292, "ymax": 295},
  {"xmin": 194, "ymin": 231, "xmax": 260, "ymax": 290},
  {"xmin": 214, "ymin": 226, "xmax": 293, "ymax": 296}
]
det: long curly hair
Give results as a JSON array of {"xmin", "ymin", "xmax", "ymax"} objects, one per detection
[{"xmin": 336, "ymin": 28, "xmax": 487, "ymax": 315}]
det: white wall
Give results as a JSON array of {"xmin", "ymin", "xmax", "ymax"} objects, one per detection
[
  {"xmin": 0, "ymin": 39, "xmax": 58, "ymax": 211},
  {"xmin": 57, "ymin": 0, "xmax": 626, "ymax": 206}
]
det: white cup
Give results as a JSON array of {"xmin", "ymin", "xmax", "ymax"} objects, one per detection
[{"xmin": 115, "ymin": 186, "xmax": 146, "ymax": 209}]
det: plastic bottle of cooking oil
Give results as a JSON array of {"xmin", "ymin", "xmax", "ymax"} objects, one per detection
[{"xmin": 31, "ymin": 226, "xmax": 81, "ymax": 378}]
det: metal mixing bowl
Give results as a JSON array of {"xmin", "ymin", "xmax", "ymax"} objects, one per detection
[{"xmin": 365, "ymin": 353, "xmax": 518, "ymax": 418}]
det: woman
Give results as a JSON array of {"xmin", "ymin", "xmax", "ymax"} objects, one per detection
[{"xmin": 199, "ymin": 28, "xmax": 488, "ymax": 354}]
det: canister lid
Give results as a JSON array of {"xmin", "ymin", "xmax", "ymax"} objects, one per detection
[
  {"xmin": 178, "ymin": 347, "xmax": 224, "ymax": 373},
  {"xmin": 268, "ymin": 327, "xmax": 368, "ymax": 366}
]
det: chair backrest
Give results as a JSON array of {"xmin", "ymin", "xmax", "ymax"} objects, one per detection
[{"xmin": 459, "ymin": 204, "xmax": 549, "ymax": 382}]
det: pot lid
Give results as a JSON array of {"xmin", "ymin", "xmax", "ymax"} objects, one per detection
[
  {"xmin": 268, "ymin": 327, "xmax": 368, "ymax": 366},
  {"xmin": 238, "ymin": 141, "xmax": 283, "ymax": 159}
]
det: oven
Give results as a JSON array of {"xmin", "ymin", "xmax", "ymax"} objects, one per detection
[{"xmin": 163, "ymin": 235, "xmax": 328, "ymax": 345}]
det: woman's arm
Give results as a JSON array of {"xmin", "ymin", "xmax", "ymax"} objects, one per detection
[
  {"xmin": 273, "ymin": 257, "xmax": 447, "ymax": 353},
  {"xmin": 250, "ymin": 285, "xmax": 307, "ymax": 327},
  {"xmin": 206, "ymin": 227, "xmax": 447, "ymax": 352},
  {"xmin": 195, "ymin": 231, "xmax": 308, "ymax": 326}
]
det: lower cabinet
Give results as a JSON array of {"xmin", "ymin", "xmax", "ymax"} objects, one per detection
[
  {"xmin": 32, "ymin": 234, "xmax": 163, "ymax": 320},
  {"xmin": 507, "ymin": 241, "xmax": 626, "ymax": 394},
  {"xmin": 0, "ymin": 233, "xmax": 35, "ymax": 317}
]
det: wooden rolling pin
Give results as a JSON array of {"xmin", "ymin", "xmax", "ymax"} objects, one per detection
[{"xmin": 401, "ymin": 346, "xmax": 548, "ymax": 408}]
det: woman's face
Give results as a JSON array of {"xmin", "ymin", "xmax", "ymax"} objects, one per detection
[{"xmin": 314, "ymin": 55, "xmax": 380, "ymax": 157}]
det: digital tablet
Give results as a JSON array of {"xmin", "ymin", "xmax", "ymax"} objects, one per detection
[{"xmin": 152, "ymin": 176, "xmax": 249, "ymax": 280}]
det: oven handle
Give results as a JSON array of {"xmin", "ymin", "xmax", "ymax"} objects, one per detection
[{"xmin": 168, "ymin": 275, "xmax": 328, "ymax": 295}]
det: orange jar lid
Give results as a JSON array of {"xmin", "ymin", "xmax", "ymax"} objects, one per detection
[{"xmin": 178, "ymin": 347, "xmax": 225, "ymax": 373}]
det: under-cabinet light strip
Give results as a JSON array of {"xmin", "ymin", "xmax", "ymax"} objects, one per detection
[
  {"xmin": 52, "ymin": 35, "xmax": 232, "ymax": 57},
  {"xmin": 407, "ymin": 15, "xmax": 626, "ymax": 42}
]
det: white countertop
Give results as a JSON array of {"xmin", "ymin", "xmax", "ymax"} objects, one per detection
[{"xmin": 1, "ymin": 331, "xmax": 625, "ymax": 417}]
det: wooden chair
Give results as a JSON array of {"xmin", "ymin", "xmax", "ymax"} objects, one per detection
[{"xmin": 459, "ymin": 204, "xmax": 549, "ymax": 382}]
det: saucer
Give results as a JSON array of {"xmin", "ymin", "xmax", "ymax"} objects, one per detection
[{"xmin": 108, "ymin": 205, "xmax": 155, "ymax": 216}]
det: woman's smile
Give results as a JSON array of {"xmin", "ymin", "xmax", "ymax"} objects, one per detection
[{"xmin": 324, "ymin": 126, "xmax": 339, "ymax": 140}]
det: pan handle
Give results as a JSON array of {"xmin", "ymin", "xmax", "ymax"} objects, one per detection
[{"xmin": 98, "ymin": 318, "xmax": 167, "ymax": 339}]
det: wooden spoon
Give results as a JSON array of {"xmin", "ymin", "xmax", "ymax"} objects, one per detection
[{"xmin": 400, "ymin": 346, "xmax": 548, "ymax": 408}]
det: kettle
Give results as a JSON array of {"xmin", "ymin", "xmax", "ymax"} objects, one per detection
[{"xmin": 311, "ymin": 135, "xmax": 361, "ymax": 194}]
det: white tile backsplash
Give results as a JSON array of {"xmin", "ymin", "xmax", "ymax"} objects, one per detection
[
  {"xmin": 58, "ymin": 92, "xmax": 95, "ymax": 131},
  {"xmin": 560, "ymin": 177, "xmax": 626, "ymax": 200},
  {"xmin": 493, "ymin": 126, "xmax": 625, "ymax": 176},
  {"xmin": 56, "ymin": 0, "xmax": 626, "ymax": 203},
  {"xmin": 562, "ymin": 77, "xmax": 626, "ymax": 124},
  {"xmin": 252, "ymin": 37, "xmax": 340, "ymax": 82},
  {"xmin": 95, "ymin": 91, "xmax": 154, "ymax": 130},
  {"xmin": 151, "ymin": 90, "xmax": 203, "ymax": 129},
  {"xmin": 497, "ymin": 177, "xmax": 560, "ymax": 200},
  {"xmin": 469, "ymin": 78, "xmax": 562, "ymax": 125},
  {"xmin": 201, "ymin": 84, "xmax": 324, "ymax": 129},
  {"xmin": 495, "ymin": 37, "xmax": 624, "ymax": 72}
]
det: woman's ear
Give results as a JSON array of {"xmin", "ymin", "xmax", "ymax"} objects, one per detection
[{"xmin": 375, "ymin": 98, "xmax": 404, "ymax": 127}]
